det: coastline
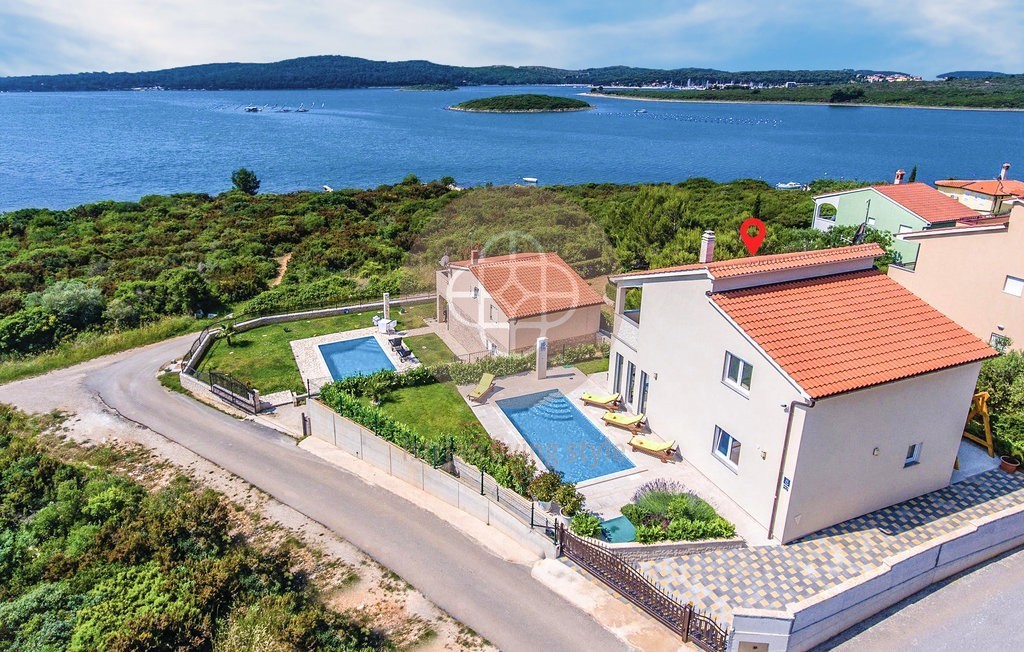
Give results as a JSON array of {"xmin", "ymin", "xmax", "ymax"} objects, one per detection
[
  {"xmin": 446, "ymin": 105, "xmax": 593, "ymax": 114},
  {"xmin": 582, "ymin": 92, "xmax": 1024, "ymax": 113}
]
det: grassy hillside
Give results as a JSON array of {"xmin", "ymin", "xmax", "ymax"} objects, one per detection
[
  {"xmin": 0, "ymin": 407, "xmax": 381, "ymax": 650},
  {"xmin": 0, "ymin": 177, "xmax": 893, "ymax": 372}
]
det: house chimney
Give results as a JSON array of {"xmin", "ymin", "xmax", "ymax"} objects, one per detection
[
  {"xmin": 699, "ymin": 230, "xmax": 716, "ymax": 264},
  {"xmin": 1001, "ymin": 162, "xmax": 1010, "ymax": 181},
  {"xmin": 894, "ymin": 169, "xmax": 906, "ymax": 185},
  {"xmin": 470, "ymin": 248, "xmax": 480, "ymax": 265}
]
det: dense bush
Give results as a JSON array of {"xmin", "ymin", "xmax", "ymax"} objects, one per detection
[
  {"xmin": 570, "ymin": 512, "xmax": 602, "ymax": 538},
  {"xmin": 0, "ymin": 407, "xmax": 378, "ymax": 651},
  {"xmin": 975, "ymin": 350, "xmax": 1024, "ymax": 459},
  {"xmin": 620, "ymin": 479, "xmax": 735, "ymax": 543},
  {"xmin": 428, "ymin": 354, "xmax": 534, "ymax": 385}
]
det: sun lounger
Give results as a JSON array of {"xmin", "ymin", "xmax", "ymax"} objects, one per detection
[
  {"xmin": 580, "ymin": 391, "xmax": 620, "ymax": 410},
  {"xmin": 388, "ymin": 336, "xmax": 404, "ymax": 350},
  {"xmin": 601, "ymin": 411, "xmax": 647, "ymax": 434},
  {"xmin": 468, "ymin": 373, "xmax": 496, "ymax": 402},
  {"xmin": 628, "ymin": 435, "xmax": 678, "ymax": 463},
  {"xmin": 396, "ymin": 345, "xmax": 414, "ymax": 361}
]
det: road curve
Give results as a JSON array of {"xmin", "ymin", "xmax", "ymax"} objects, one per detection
[{"xmin": 0, "ymin": 336, "xmax": 629, "ymax": 652}]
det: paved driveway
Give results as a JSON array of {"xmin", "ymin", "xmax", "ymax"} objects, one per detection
[{"xmin": 0, "ymin": 335, "xmax": 629, "ymax": 652}]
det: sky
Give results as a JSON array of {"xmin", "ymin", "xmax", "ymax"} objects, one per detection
[{"xmin": 0, "ymin": 0, "xmax": 1020, "ymax": 79}]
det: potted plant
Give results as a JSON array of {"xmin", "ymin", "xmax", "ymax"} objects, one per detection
[
  {"xmin": 1000, "ymin": 455, "xmax": 1020, "ymax": 473},
  {"xmin": 528, "ymin": 471, "xmax": 562, "ymax": 513},
  {"xmin": 556, "ymin": 483, "xmax": 585, "ymax": 522},
  {"xmin": 570, "ymin": 512, "xmax": 603, "ymax": 539}
]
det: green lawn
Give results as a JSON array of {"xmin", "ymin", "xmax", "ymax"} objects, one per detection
[
  {"xmin": 367, "ymin": 382, "xmax": 481, "ymax": 442},
  {"xmin": 403, "ymin": 333, "xmax": 456, "ymax": 366},
  {"xmin": 198, "ymin": 303, "xmax": 434, "ymax": 394},
  {"xmin": 575, "ymin": 357, "xmax": 610, "ymax": 375}
]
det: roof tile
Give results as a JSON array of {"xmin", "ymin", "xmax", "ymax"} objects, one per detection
[
  {"xmin": 457, "ymin": 253, "xmax": 604, "ymax": 320},
  {"xmin": 711, "ymin": 269, "xmax": 997, "ymax": 398},
  {"xmin": 871, "ymin": 182, "xmax": 981, "ymax": 223}
]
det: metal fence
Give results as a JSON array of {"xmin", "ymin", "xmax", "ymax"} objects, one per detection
[
  {"xmin": 450, "ymin": 456, "xmax": 558, "ymax": 540},
  {"xmin": 205, "ymin": 370, "xmax": 259, "ymax": 414},
  {"xmin": 557, "ymin": 523, "xmax": 730, "ymax": 652}
]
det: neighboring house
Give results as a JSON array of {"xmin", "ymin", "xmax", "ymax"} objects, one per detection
[
  {"xmin": 890, "ymin": 202, "xmax": 1024, "ymax": 350},
  {"xmin": 935, "ymin": 171, "xmax": 1024, "ymax": 216},
  {"xmin": 436, "ymin": 251, "xmax": 603, "ymax": 356},
  {"xmin": 609, "ymin": 242, "xmax": 996, "ymax": 543},
  {"xmin": 812, "ymin": 175, "xmax": 980, "ymax": 268}
]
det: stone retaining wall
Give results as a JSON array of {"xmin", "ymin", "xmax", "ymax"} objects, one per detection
[
  {"xmin": 307, "ymin": 398, "xmax": 557, "ymax": 558},
  {"xmin": 233, "ymin": 293, "xmax": 435, "ymax": 334},
  {"xmin": 609, "ymin": 537, "xmax": 746, "ymax": 564},
  {"xmin": 730, "ymin": 501, "xmax": 1024, "ymax": 652}
]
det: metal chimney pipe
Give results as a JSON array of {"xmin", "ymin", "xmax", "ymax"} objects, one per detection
[
  {"xmin": 894, "ymin": 169, "xmax": 906, "ymax": 185},
  {"xmin": 1001, "ymin": 163, "xmax": 1010, "ymax": 181}
]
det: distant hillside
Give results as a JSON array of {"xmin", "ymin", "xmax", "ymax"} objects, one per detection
[
  {"xmin": 939, "ymin": 71, "xmax": 1010, "ymax": 79},
  {"xmin": 0, "ymin": 55, "xmax": 911, "ymax": 92}
]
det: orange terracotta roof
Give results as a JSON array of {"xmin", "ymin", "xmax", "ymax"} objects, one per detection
[
  {"xmin": 933, "ymin": 179, "xmax": 973, "ymax": 189},
  {"xmin": 871, "ymin": 182, "xmax": 980, "ymax": 223},
  {"xmin": 712, "ymin": 269, "xmax": 997, "ymax": 398},
  {"xmin": 614, "ymin": 244, "xmax": 884, "ymax": 281},
  {"xmin": 936, "ymin": 179, "xmax": 1024, "ymax": 197},
  {"xmin": 458, "ymin": 253, "xmax": 604, "ymax": 319}
]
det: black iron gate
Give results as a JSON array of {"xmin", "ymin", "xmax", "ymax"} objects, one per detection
[
  {"xmin": 556, "ymin": 524, "xmax": 730, "ymax": 651},
  {"xmin": 207, "ymin": 370, "xmax": 259, "ymax": 413}
]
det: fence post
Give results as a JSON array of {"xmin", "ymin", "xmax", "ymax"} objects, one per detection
[
  {"xmin": 681, "ymin": 604, "xmax": 693, "ymax": 643},
  {"xmin": 479, "ymin": 469, "xmax": 485, "ymax": 495},
  {"xmin": 530, "ymin": 502, "xmax": 534, "ymax": 529}
]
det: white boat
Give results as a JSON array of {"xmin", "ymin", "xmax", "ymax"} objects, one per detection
[
  {"xmin": 522, "ymin": 177, "xmax": 538, "ymax": 184},
  {"xmin": 243, "ymin": 105, "xmax": 261, "ymax": 112},
  {"xmin": 296, "ymin": 104, "xmax": 309, "ymax": 113},
  {"xmin": 775, "ymin": 181, "xmax": 803, "ymax": 190},
  {"xmin": 635, "ymin": 108, "xmax": 648, "ymax": 113}
]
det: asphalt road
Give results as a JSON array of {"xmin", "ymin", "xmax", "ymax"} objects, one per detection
[
  {"xmin": 820, "ymin": 545, "xmax": 1024, "ymax": 651},
  {"xmin": 0, "ymin": 335, "xmax": 629, "ymax": 652}
]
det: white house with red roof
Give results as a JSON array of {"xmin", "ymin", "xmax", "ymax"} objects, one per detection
[
  {"xmin": 812, "ymin": 173, "xmax": 980, "ymax": 268},
  {"xmin": 436, "ymin": 251, "xmax": 604, "ymax": 356},
  {"xmin": 608, "ymin": 241, "xmax": 996, "ymax": 543}
]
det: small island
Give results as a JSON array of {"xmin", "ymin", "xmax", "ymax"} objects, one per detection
[
  {"xmin": 448, "ymin": 94, "xmax": 593, "ymax": 113},
  {"xmin": 401, "ymin": 83, "xmax": 458, "ymax": 91}
]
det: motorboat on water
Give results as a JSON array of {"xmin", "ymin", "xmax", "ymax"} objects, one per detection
[
  {"xmin": 775, "ymin": 181, "xmax": 803, "ymax": 190},
  {"xmin": 522, "ymin": 177, "xmax": 538, "ymax": 184},
  {"xmin": 243, "ymin": 105, "xmax": 261, "ymax": 112}
]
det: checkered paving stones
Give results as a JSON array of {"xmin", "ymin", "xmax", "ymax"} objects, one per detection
[{"xmin": 631, "ymin": 470, "xmax": 1024, "ymax": 625}]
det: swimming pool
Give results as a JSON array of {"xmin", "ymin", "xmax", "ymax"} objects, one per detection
[
  {"xmin": 319, "ymin": 336, "xmax": 395, "ymax": 380},
  {"xmin": 497, "ymin": 390, "xmax": 634, "ymax": 484}
]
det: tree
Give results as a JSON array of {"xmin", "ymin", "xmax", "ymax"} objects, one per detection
[
  {"xmin": 751, "ymin": 193, "xmax": 763, "ymax": 218},
  {"xmin": 231, "ymin": 168, "xmax": 260, "ymax": 195},
  {"xmin": 907, "ymin": 165, "xmax": 918, "ymax": 183},
  {"xmin": 24, "ymin": 280, "xmax": 105, "ymax": 332}
]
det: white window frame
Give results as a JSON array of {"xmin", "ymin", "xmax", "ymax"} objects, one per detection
[
  {"xmin": 638, "ymin": 371, "xmax": 650, "ymax": 414},
  {"xmin": 723, "ymin": 352, "xmax": 753, "ymax": 393},
  {"xmin": 867, "ymin": 217, "xmax": 876, "ymax": 226},
  {"xmin": 898, "ymin": 224, "xmax": 914, "ymax": 234},
  {"xmin": 472, "ymin": 286, "xmax": 480, "ymax": 299},
  {"xmin": 904, "ymin": 443, "xmax": 922, "ymax": 467},
  {"xmin": 625, "ymin": 361, "xmax": 637, "ymax": 404},
  {"xmin": 1003, "ymin": 275, "xmax": 1024, "ymax": 297},
  {"xmin": 613, "ymin": 353, "xmax": 624, "ymax": 393},
  {"xmin": 713, "ymin": 426, "xmax": 741, "ymax": 470}
]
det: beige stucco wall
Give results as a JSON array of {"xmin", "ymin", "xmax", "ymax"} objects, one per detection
[
  {"xmin": 610, "ymin": 272, "xmax": 986, "ymax": 542},
  {"xmin": 939, "ymin": 186, "xmax": 1001, "ymax": 213},
  {"xmin": 779, "ymin": 363, "xmax": 983, "ymax": 542},
  {"xmin": 511, "ymin": 305, "xmax": 601, "ymax": 353},
  {"xmin": 889, "ymin": 211, "xmax": 1023, "ymax": 348},
  {"xmin": 438, "ymin": 267, "xmax": 601, "ymax": 355},
  {"xmin": 609, "ymin": 277, "xmax": 806, "ymax": 531},
  {"xmin": 437, "ymin": 267, "xmax": 512, "ymax": 354}
]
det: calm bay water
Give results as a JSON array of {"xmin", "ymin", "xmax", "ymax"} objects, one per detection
[{"xmin": 1, "ymin": 85, "xmax": 1023, "ymax": 211}]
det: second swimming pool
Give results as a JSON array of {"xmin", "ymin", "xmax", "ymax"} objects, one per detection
[
  {"xmin": 497, "ymin": 389, "xmax": 634, "ymax": 484},
  {"xmin": 319, "ymin": 336, "xmax": 396, "ymax": 380}
]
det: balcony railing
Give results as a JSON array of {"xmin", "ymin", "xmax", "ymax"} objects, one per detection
[{"xmin": 613, "ymin": 312, "xmax": 640, "ymax": 350}]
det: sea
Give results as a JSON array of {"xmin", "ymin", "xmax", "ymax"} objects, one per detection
[{"xmin": 2, "ymin": 85, "xmax": 1023, "ymax": 211}]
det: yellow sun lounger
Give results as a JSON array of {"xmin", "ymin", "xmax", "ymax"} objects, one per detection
[
  {"xmin": 468, "ymin": 373, "xmax": 496, "ymax": 402},
  {"xmin": 580, "ymin": 391, "xmax": 621, "ymax": 410},
  {"xmin": 628, "ymin": 435, "xmax": 678, "ymax": 463},
  {"xmin": 601, "ymin": 411, "xmax": 646, "ymax": 434}
]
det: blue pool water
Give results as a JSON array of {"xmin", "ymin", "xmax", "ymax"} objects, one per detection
[
  {"xmin": 601, "ymin": 515, "xmax": 637, "ymax": 543},
  {"xmin": 319, "ymin": 337, "xmax": 395, "ymax": 380},
  {"xmin": 497, "ymin": 390, "xmax": 634, "ymax": 484}
]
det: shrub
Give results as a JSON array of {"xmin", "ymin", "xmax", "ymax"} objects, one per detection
[
  {"xmin": 634, "ymin": 524, "xmax": 664, "ymax": 544},
  {"xmin": 528, "ymin": 471, "xmax": 562, "ymax": 502},
  {"xmin": 555, "ymin": 483, "xmax": 585, "ymax": 517},
  {"xmin": 570, "ymin": 512, "xmax": 602, "ymax": 538},
  {"xmin": 620, "ymin": 479, "xmax": 735, "ymax": 543},
  {"xmin": 427, "ymin": 354, "xmax": 534, "ymax": 385}
]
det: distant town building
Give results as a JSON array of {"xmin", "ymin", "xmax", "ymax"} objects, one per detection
[{"xmin": 935, "ymin": 163, "xmax": 1024, "ymax": 215}]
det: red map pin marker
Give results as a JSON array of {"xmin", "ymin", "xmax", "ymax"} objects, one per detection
[{"xmin": 740, "ymin": 217, "xmax": 766, "ymax": 256}]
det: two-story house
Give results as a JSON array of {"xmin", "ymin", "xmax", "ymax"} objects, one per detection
[
  {"xmin": 890, "ymin": 202, "xmax": 1024, "ymax": 350},
  {"xmin": 812, "ymin": 172, "xmax": 980, "ymax": 268},
  {"xmin": 935, "ymin": 164, "xmax": 1024, "ymax": 216},
  {"xmin": 608, "ymin": 242, "xmax": 996, "ymax": 543}
]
